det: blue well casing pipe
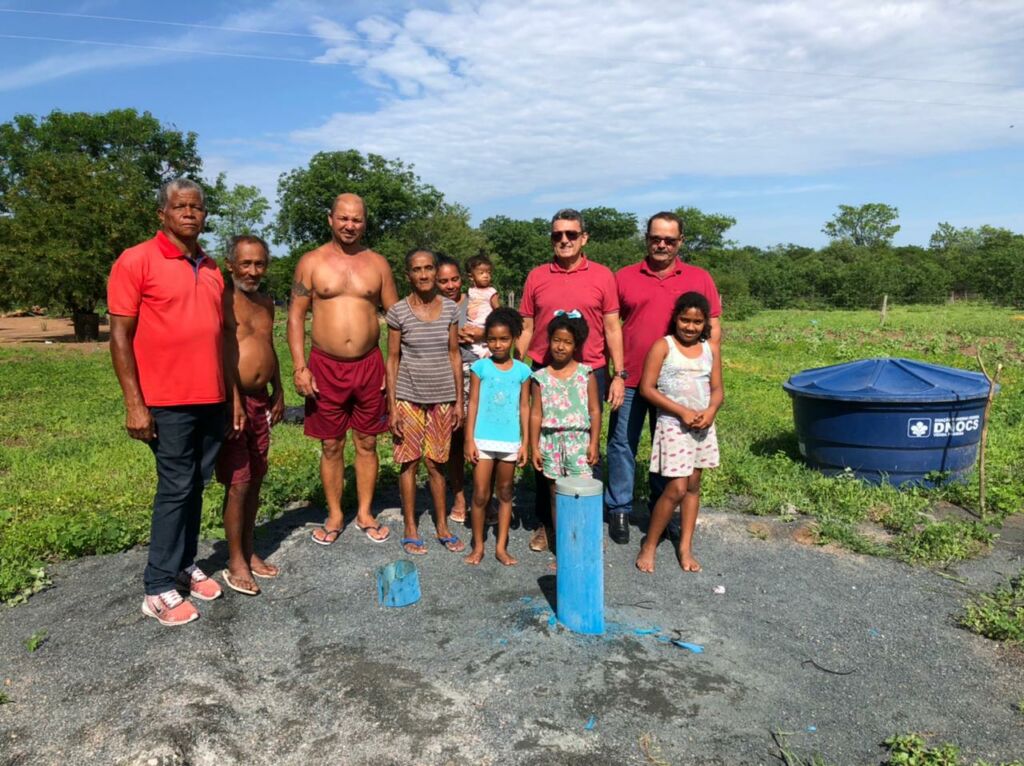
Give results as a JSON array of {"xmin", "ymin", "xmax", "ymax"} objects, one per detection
[{"xmin": 554, "ymin": 476, "xmax": 605, "ymax": 635}]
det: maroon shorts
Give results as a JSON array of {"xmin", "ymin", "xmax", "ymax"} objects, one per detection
[
  {"xmin": 304, "ymin": 346, "xmax": 389, "ymax": 439},
  {"xmin": 216, "ymin": 389, "xmax": 271, "ymax": 486}
]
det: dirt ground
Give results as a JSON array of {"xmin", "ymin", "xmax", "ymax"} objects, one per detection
[
  {"xmin": 1, "ymin": 498, "xmax": 1022, "ymax": 766},
  {"xmin": 0, "ymin": 315, "xmax": 109, "ymax": 346}
]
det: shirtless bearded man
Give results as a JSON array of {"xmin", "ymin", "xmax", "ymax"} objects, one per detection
[
  {"xmin": 288, "ymin": 193, "xmax": 399, "ymax": 545},
  {"xmin": 216, "ymin": 236, "xmax": 285, "ymax": 596}
]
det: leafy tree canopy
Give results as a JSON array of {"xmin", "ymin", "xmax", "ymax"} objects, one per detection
[
  {"xmin": 206, "ymin": 173, "xmax": 271, "ymax": 259},
  {"xmin": 674, "ymin": 206, "xmax": 737, "ymax": 255},
  {"xmin": 580, "ymin": 206, "xmax": 639, "ymax": 242},
  {"xmin": 822, "ymin": 203, "xmax": 900, "ymax": 248},
  {"xmin": 0, "ymin": 109, "xmax": 203, "ymax": 315},
  {"xmin": 273, "ymin": 150, "xmax": 445, "ymax": 251}
]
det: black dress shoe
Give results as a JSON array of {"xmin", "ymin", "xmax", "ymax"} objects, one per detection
[{"xmin": 608, "ymin": 511, "xmax": 630, "ymax": 544}]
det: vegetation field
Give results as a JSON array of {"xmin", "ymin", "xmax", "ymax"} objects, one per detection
[{"xmin": 1, "ymin": 303, "xmax": 1021, "ymax": 604}]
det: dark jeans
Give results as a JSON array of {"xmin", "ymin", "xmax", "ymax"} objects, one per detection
[
  {"xmin": 144, "ymin": 404, "xmax": 225, "ymax": 595},
  {"xmin": 533, "ymin": 365, "xmax": 608, "ymax": 528},
  {"xmin": 604, "ymin": 386, "xmax": 667, "ymax": 516}
]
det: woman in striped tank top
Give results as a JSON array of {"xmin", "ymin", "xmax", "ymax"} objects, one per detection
[{"xmin": 385, "ymin": 249, "xmax": 466, "ymax": 556}]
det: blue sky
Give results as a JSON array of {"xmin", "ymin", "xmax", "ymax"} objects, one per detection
[{"xmin": 1, "ymin": 0, "xmax": 1022, "ymax": 249}]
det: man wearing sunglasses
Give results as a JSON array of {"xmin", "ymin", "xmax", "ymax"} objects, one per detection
[
  {"xmin": 604, "ymin": 211, "xmax": 721, "ymax": 545},
  {"xmin": 517, "ymin": 208, "xmax": 625, "ymax": 553}
]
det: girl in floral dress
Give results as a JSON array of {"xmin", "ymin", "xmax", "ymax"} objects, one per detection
[
  {"xmin": 528, "ymin": 311, "xmax": 602, "ymax": 563},
  {"xmin": 636, "ymin": 292, "xmax": 722, "ymax": 574}
]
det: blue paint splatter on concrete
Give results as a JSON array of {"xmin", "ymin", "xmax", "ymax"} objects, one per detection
[{"xmin": 584, "ymin": 716, "xmax": 597, "ymax": 730}]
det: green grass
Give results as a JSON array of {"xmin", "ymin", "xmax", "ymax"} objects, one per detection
[
  {"xmin": 960, "ymin": 570, "xmax": 1024, "ymax": 643},
  {"xmin": 1, "ymin": 303, "xmax": 1021, "ymax": 603},
  {"xmin": 883, "ymin": 733, "xmax": 1023, "ymax": 766}
]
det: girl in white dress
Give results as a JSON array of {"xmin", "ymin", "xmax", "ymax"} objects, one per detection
[{"xmin": 636, "ymin": 292, "xmax": 723, "ymax": 574}]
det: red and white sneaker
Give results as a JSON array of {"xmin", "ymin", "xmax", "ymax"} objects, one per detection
[
  {"xmin": 142, "ymin": 590, "xmax": 199, "ymax": 626},
  {"xmin": 178, "ymin": 565, "xmax": 222, "ymax": 601}
]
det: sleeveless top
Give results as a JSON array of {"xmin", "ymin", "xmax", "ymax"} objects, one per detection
[{"xmin": 656, "ymin": 338, "xmax": 713, "ymax": 417}]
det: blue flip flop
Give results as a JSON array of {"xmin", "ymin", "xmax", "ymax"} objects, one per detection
[
  {"xmin": 436, "ymin": 534, "xmax": 465, "ymax": 553},
  {"xmin": 401, "ymin": 537, "xmax": 427, "ymax": 556}
]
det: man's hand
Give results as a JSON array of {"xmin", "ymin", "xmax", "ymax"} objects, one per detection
[
  {"xmin": 269, "ymin": 390, "xmax": 285, "ymax": 426},
  {"xmin": 389, "ymin": 408, "xmax": 404, "ymax": 440},
  {"xmin": 125, "ymin": 404, "xmax": 156, "ymax": 441},
  {"xmin": 293, "ymin": 366, "xmax": 318, "ymax": 398},
  {"xmin": 227, "ymin": 397, "xmax": 246, "ymax": 439},
  {"xmin": 607, "ymin": 376, "xmax": 625, "ymax": 410}
]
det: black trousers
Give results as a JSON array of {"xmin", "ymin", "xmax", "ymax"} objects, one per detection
[
  {"xmin": 144, "ymin": 404, "xmax": 224, "ymax": 595},
  {"xmin": 532, "ymin": 366, "xmax": 608, "ymax": 528}
]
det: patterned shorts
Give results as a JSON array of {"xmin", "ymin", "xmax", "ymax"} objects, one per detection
[
  {"xmin": 392, "ymin": 400, "xmax": 454, "ymax": 464},
  {"xmin": 538, "ymin": 427, "xmax": 592, "ymax": 480}
]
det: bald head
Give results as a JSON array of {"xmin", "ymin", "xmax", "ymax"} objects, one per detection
[
  {"xmin": 331, "ymin": 193, "xmax": 366, "ymax": 218},
  {"xmin": 328, "ymin": 193, "xmax": 368, "ymax": 250}
]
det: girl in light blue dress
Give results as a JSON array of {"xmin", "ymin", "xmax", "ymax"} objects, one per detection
[{"xmin": 463, "ymin": 308, "xmax": 532, "ymax": 566}]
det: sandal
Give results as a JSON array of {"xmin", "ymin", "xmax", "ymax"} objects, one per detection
[
  {"xmin": 311, "ymin": 526, "xmax": 343, "ymax": 546},
  {"xmin": 355, "ymin": 522, "xmax": 391, "ymax": 543},
  {"xmin": 436, "ymin": 534, "xmax": 466, "ymax": 553},
  {"xmin": 401, "ymin": 537, "xmax": 428, "ymax": 556},
  {"xmin": 449, "ymin": 508, "xmax": 467, "ymax": 524}
]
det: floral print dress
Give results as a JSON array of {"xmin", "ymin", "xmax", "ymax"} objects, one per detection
[
  {"xmin": 532, "ymin": 364, "xmax": 592, "ymax": 479},
  {"xmin": 649, "ymin": 338, "xmax": 720, "ymax": 478}
]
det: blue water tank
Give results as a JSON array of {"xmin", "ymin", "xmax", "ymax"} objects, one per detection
[{"xmin": 782, "ymin": 358, "xmax": 996, "ymax": 485}]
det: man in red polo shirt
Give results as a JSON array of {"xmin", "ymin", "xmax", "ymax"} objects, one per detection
[
  {"xmin": 109, "ymin": 178, "xmax": 243, "ymax": 626},
  {"xmin": 604, "ymin": 211, "xmax": 722, "ymax": 544},
  {"xmin": 517, "ymin": 208, "xmax": 626, "ymax": 553}
]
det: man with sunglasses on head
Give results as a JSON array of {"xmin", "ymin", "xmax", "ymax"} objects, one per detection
[
  {"xmin": 517, "ymin": 208, "xmax": 625, "ymax": 553},
  {"xmin": 604, "ymin": 211, "xmax": 721, "ymax": 545}
]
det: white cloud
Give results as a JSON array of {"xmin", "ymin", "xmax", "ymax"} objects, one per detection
[{"xmin": 293, "ymin": 0, "xmax": 1024, "ymax": 206}]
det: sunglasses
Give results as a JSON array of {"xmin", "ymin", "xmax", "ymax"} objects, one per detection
[
  {"xmin": 550, "ymin": 230, "xmax": 583, "ymax": 242},
  {"xmin": 647, "ymin": 235, "xmax": 680, "ymax": 246}
]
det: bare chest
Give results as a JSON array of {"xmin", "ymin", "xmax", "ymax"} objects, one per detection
[{"xmin": 312, "ymin": 257, "xmax": 381, "ymax": 301}]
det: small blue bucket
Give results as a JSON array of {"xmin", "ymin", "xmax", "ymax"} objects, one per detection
[{"xmin": 376, "ymin": 560, "xmax": 421, "ymax": 607}]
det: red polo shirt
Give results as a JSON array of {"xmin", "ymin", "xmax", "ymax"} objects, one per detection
[
  {"xmin": 616, "ymin": 258, "xmax": 721, "ymax": 388},
  {"xmin": 107, "ymin": 231, "xmax": 225, "ymax": 407},
  {"xmin": 519, "ymin": 255, "xmax": 619, "ymax": 367}
]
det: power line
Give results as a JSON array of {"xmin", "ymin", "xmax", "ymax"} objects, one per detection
[
  {"xmin": 2, "ymin": 32, "xmax": 1021, "ymax": 114},
  {"xmin": 0, "ymin": 7, "xmax": 1015, "ymax": 89},
  {"xmin": 0, "ymin": 7, "xmax": 356, "ymax": 42}
]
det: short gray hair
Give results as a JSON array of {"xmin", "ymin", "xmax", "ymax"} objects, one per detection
[
  {"xmin": 157, "ymin": 178, "xmax": 206, "ymax": 209},
  {"xmin": 227, "ymin": 234, "xmax": 269, "ymax": 262},
  {"xmin": 551, "ymin": 208, "xmax": 586, "ymax": 232}
]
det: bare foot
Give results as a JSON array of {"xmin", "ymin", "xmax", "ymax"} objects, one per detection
[
  {"xmin": 635, "ymin": 546, "xmax": 656, "ymax": 573},
  {"xmin": 464, "ymin": 547, "xmax": 485, "ymax": 565},
  {"xmin": 679, "ymin": 550, "xmax": 701, "ymax": 572},
  {"xmin": 225, "ymin": 562, "xmax": 260, "ymax": 595},
  {"xmin": 250, "ymin": 554, "xmax": 279, "ymax": 579},
  {"xmin": 495, "ymin": 549, "xmax": 518, "ymax": 566}
]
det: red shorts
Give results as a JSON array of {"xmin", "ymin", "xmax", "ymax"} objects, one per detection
[
  {"xmin": 304, "ymin": 346, "xmax": 389, "ymax": 439},
  {"xmin": 216, "ymin": 389, "xmax": 271, "ymax": 486}
]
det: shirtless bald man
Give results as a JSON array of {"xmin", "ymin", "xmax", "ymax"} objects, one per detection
[{"xmin": 288, "ymin": 193, "xmax": 399, "ymax": 545}]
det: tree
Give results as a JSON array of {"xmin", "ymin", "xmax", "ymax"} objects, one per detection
[
  {"xmin": 478, "ymin": 215, "xmax": 551, "ymax": 290},
  {"xmin": 580, "ymin": 206, "xmax": 638, "ymax": 242},
  {"xmin": 376, "ymin": 202, "xmax": 491, "ymax": 292},
  {"xmin": 0, "ymin": 110, "xmax": 203, "ymax": 334},
  {"xmin": 205, "ymin": 174, "xmax": 270, "ymax": 259},
  {"xmin": 273, "ymin": 150, "xmax": 445, "ymax": 252},
  {"xmin": 822, "ymin": 203, "xmax": 900, "ymax": 248},
  {"xmin": 673, "ymin": 207, "xmax": 737, "ymax": 255}
]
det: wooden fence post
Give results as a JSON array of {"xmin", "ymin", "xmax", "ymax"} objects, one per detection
[{"xmin": 976, "ymin": 351, "xmax": 1002, "ymax": 519}]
